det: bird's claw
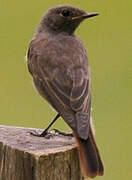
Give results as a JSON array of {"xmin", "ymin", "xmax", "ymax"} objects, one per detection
[
  {"xmin": 28, "ymin": 130, "xmax": 53, "ymax": 139},
  {"xmin": 53, "ymin": 129, "xmax": 73, "ymax": 137}
]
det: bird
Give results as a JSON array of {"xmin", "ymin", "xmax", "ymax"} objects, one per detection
[{"xmin": 27, "ymin": 5, "xmax": 104, "ymax": 178}]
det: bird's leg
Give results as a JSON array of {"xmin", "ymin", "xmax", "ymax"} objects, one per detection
[
  {"xmin": 30, "ymin": 113, "xmax": 60, "ymax": 137},
  {"xmin": 53, "ymin": 129, "xmax": 73, "ymax": 137}
]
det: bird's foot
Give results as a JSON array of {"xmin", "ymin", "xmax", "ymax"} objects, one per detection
[
  {"xmin": 53, "ymin": 129, "xmax": 73, "ymax": 137},
  {"xmin": 29, "ymin": 130, "xmax": 53, "ymax": 139}
]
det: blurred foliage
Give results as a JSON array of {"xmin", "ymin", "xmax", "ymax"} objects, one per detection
[{"xmin": 0, "ymin": 0, "xmax": 132, "ymax": 179}]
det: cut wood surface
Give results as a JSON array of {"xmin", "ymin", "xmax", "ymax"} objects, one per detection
[{"xmin": 0, "ymin": 125, "xmax": 84, "ymax": 180}]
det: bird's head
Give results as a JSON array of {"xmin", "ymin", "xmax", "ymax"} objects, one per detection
[{"xmin": 39, "ymin": 5, "xmax": 99, "ymax": 35}]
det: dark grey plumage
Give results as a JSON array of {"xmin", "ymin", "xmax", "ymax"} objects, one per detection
[{"xmin": 27, "ymin": 5, "xmax": 104, "ymax": 178}]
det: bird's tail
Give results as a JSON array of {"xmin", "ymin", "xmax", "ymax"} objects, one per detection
[{"xmin": 74, "ymin": 126, "xmax": 104, "ymax": 178}]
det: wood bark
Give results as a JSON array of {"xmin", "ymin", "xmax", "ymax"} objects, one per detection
[{"xmin": 0, "ymin": 125, "xmax": 84, "ymax": 180}]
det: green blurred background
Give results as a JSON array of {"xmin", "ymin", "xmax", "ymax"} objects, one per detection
[{"xmin": 0, "ymin": 0, "xmax": 131, "ymax": 179}]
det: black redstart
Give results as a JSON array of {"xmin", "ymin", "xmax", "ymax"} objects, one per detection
[{"xmin": 27, "ymin": 5, "xmax": 104, "ymax": 178}]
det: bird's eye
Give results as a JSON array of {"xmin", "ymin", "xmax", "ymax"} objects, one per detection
[{"xmin": 61, "ymin": 10, "xmax": 71, "ymax": 17}]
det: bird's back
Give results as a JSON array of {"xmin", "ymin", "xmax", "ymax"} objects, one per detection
[{"xmin": 28, "ymin": 32, "xmax": 89, "ymax": 71}]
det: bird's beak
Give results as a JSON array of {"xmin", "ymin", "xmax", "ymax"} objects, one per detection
[
  {"xmin": 72, "ymin": 12, "xmax": 99, "ymax": 21},
  {"xmin": 82, "ymin": 12, "xmax": 99, "ymax": 19}
]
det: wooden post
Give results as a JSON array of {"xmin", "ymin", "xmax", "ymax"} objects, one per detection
[{"xmin": 0, "ymin": 125, "xmax": 84, "ymax": 180}]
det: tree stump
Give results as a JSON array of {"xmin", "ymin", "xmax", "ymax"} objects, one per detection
[{"xmin": 0, "ymin": 125, "xmax": 84, "ymax": 180}]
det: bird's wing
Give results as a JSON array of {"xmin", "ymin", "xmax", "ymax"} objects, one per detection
[
  {"xmin": 27, "ymin": 46, "xmax": 72, "ymax": 110},
  {"xmin": 70, "ymin": 67, "xmax": 91, "ymax": 139},
  {"xmin": 70, "ymin": 67, "xmax": 90, "ymax": 112},
  {"xmin": 28, "ymin": 45, "xmax": 91, "ymax": 139}
]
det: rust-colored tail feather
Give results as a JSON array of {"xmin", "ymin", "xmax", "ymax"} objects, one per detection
[{"xmin": 74, "ymin": 126, "xmax": 104, "ymax": 178}]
